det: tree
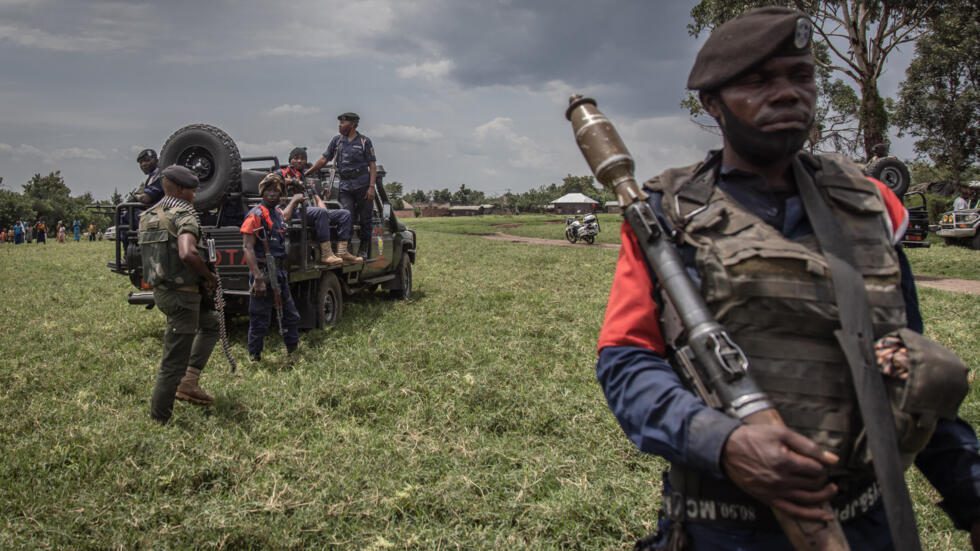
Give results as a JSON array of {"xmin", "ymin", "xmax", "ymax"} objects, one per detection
[
  {"xmin": 690, "ymin": 1, "xmax": 941, "ymax": 158},
  {"xmin": 431, "ymin": 188, "xmax": 452, "ymax": 204},
  {"xmin": 23, "ymin": 171, "xmax": 72, "ymax": 224},
  {"xmin": 384, "ymin": 181, "xmax": 405, "ymax": 209},
  {"xmin": 0, "ymin": 189, "xmax": 34, "ymax": 228},
  {"xmin": 405, "ymin": 189, "xmax": 429, "ymax": 204},
  {"xmin": 894, "ymin": 0, "xmax": 979, "ymax": 186}
]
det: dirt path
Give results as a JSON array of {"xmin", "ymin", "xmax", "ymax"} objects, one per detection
[
  {"xmin": 914, "ymin": 276, "xmax": 980, "ymax": 295},
  {"xmin": 485, "ymin": 233, "xmax": 980, "ymax": 295},
  {"xmin": 484, "ymin": 232, "xmax": 620, "ymax": 250}
]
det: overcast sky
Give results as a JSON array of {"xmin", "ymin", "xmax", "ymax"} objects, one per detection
[{"xmin": 0, "ymin": 0, "xmax": 916, "ymax": 200}]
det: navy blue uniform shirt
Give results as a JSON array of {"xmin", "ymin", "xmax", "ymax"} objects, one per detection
[{"xmin": 323, "ymin": 133, "xmax": 376, "ymax": 189}]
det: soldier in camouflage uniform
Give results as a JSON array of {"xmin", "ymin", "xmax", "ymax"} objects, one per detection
[{"xmin": 138, "ymin": 165, "xmax": 219, "ymax": 424}]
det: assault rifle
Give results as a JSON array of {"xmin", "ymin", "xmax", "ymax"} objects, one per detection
[
  {"xmin": 256, "ymin": 228, "xmax": 286, "ymax": 340},
  {"xmin": 566, "ymin": 95, "xmax": 849, "ymax": 551}
]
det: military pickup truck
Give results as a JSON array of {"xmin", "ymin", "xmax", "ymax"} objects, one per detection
[{"xmin": 108, "ymin": 124, "xmax": 416, "ymax": 329}]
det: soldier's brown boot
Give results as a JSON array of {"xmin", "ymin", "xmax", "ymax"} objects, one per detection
[
  {"xmin": 337, "ymin": 241, "xmax": 363, "ymax": 264},
  {"xmin": 317, "ymin": 242, "xmax": 343, "ymax": 267},
  {"xmin": 175, "ymin": 367, "xmax": 214, "ymax": 406}
]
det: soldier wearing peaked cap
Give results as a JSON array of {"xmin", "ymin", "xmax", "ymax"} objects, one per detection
[
  {"xmin": 138, "ymin": 164, "xmax": 219, "ymax": 423},
  {"xmin": 305, "ymin": 111, "xmax": 378, "ymax": 260},
  {"xmin": 593, "ymin": 7, "xmax": 980, "ymax": 550}
]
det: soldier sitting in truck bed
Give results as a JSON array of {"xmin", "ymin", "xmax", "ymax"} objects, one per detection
[{"xmin": 278, "ymin": 147, "xmax": 362, "ymax": 265}]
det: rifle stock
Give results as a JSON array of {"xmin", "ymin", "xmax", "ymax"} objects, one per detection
[
  {"xmin": 566, "ymin": 95, "xmax": 848, "ymax": 551},
  {"xmin": 257, "ymin": 228, "xmax": 286, "ymax": 338}
]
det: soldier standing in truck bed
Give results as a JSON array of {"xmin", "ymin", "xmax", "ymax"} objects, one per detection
[
  {"xmin": 137, "ymin": 149, "xmax": 164, "ymax": 207},
  {"xmin": 138, "ymin": 165, "xmax": 218, "ymax": 424},
  {"xmin": 305, "ymin": 112, "xmax": 377, "ymax": 260}
]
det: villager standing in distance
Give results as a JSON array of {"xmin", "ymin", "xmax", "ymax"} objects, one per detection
[
  {"xmin": 593, "ymin": 7, "xmax": 980, "ymax": 550},
  {"xmin": 138, "ymin": 165, "xmax": 218, "ymax": 424}
]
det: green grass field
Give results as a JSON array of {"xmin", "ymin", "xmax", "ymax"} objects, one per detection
[{"xmin": 0, "ymin": 223, "xmax": 978, "ymax": 549}]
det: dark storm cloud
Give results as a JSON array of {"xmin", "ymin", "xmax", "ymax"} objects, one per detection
[{"xmin": 388, "ymin": 1, "xmax": 701, "ymax": 115}]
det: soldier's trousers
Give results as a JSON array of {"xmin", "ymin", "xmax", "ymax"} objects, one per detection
[
  {"xmin": 339, "ymin": 184, "xmax": 373, "ymax": 246},
  {"xmin": 293, "ymin": 207, "xmax": 353, "ymax": 243},
  {"xmin": 247, "ymin": 267, "xmax": 300, "ymax": 356},
  {"xmin": 151, "ymin": 289, "xmax": 218, "ymax": 423}
]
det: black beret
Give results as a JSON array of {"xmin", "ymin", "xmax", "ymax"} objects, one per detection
[
  {"xmin": 687, "ymin": 7, "xmax": 813, "ymax": 91},
  {"xmin": 337, "ymin": 112, "xmax": 360, "ymax": 122},
  {"xmin": 289, "ymin": 146, "xmax": 307, "ymax": 159},
  {"xmin": 137, "ymin": 148, "xmax": 157, "ymax": 161},
  {"xmin": 160, "ymin": 165, "xmax": 200, "ymax": 189}
]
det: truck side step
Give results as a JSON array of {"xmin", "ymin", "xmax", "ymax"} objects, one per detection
[{"xmin": 359, "ymin": 274, "xmax": 396, "ymax": 285}]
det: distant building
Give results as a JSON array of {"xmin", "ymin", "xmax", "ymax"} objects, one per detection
[
  {"xmin": 550, "ymin": 192, "xmax": 599, "ymax": 215},
  {"xmin": 604, "ymin": 200, "xmax": 621, "ymax": 214},
  {"xmin": 419, "ymin": 202, "xmax": 452, "ymax": 217}
]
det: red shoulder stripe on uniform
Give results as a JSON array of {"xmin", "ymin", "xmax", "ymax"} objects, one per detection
[
  {"xmin": 597, "ymin": 222, "xmax": 667, "ymax": 355},
  {"xmin": 868, "ymin": 177, "xmax": 908, "ymax": 244}
]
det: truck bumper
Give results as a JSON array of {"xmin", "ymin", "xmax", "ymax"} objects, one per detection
[{"xmin": 936, "ymin": 228, "xmax": 975, "ymax": 238}]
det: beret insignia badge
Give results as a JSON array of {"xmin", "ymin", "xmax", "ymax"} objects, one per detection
[{"xmin": 794, "ymin": 17, "xmax": 812, "ymax": 49}]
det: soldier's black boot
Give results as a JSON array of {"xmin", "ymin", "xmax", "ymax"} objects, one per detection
[{"xmin": 357, "ymin": 241, "xmax": 370, "ymax": 260}]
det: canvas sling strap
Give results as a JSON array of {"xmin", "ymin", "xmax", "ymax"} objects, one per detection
[{"xmin": 792, "ymin": 157, "xmax": 921, "ymax": 551}]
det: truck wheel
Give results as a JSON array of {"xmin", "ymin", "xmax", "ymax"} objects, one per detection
[
  {"xmin": 972, "ymin": 233, "xmax": 980, "ymax": 251},
  {"xmin": 317, "ymin": 271, "xmax": 343, "ymax": 327},
  {"xmin": 864, "ymin": 157, "xmax": 910, "ymax": 197},
  {"xmin": 160, "ymin": 124, "xmax": 241, "ymax": 211},
  {"xmin": 389, "ymin": 252, "xmax": 412, "ymax": 300}
]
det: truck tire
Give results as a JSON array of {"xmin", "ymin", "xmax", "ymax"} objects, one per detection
[
  {"xmin": 317, "ymin": 271, "xmax": 343, "ymax": 327},
  {"xmin": 865, "ymin": 157, "xmax": 910, "ymax": 197},
  {"xmin": 160, "ymin": 124, "xmax": 241, "ymax": 211},
  {"xmin": 389, "ymin": 252, "xmax": 413, "ymax": 300},
  {"xmin": 972, "ymin": 233, "xmax": 980, "ymax": 251}
]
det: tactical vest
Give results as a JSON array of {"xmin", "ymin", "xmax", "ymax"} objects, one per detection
[
  {"xmin": 647, "ymin": 152, "xmax": 907, "ymax": 475},
  {"xmin": 138, "ymin": 201, "xmax": 203, "ymax": 290}
]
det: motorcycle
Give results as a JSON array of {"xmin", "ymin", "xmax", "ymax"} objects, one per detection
[{"xmin": 564, "ymin": 214, "xmax": 600, "ymax": 244}]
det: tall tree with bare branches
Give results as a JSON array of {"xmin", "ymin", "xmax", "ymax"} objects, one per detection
[{"xmin": 689, "ymin": 1, "xmax": 941, "ymax": 158}]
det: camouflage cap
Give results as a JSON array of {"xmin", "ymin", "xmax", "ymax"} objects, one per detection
[
  {"xmin": 160, "ymin": 165, "xmax": 200, "ymax": 189},
  {"xmin": 337, "ymin": 112, "xmax": 360, "ymax": 122},
  {"xmin": 258, "ymin": 172, "xmax": 284, "ymax": 195},
  {"xmin": 687, "ymin": 7, "xmax": 813, "ymax": 91}
]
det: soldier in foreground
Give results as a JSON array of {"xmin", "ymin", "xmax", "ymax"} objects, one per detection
[
  {"xmin": 305, "ymin": 112, "xmax": 378, "ymax": 260},
  {"xmin": 593, "ymin": 8, "xmax": 980, "ymax": 550},
  {"xmin": 138, "ymin": 165, "xmax": 218, "ymax": 424},
  {"xmin": 240, "ymin": 173, "xmax": 302, "ymax": 362},
  {"xmin": 279, "ymin": 147, "xmax": 361, "ymax": 265}
]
